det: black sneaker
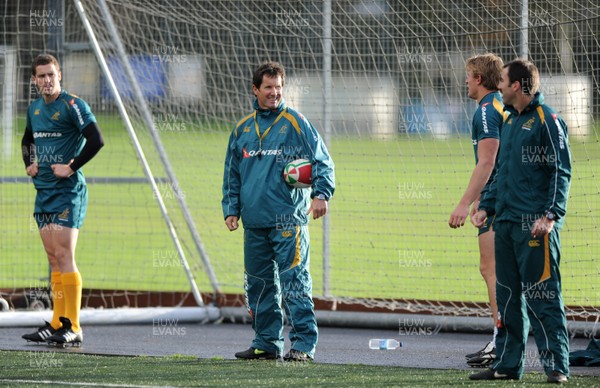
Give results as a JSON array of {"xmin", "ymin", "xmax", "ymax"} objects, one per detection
[
  {"xmin": 547, "ymin": 371, "xmax": 568, "ymax": 384},
  {"xmin": 469, "ymin": 369, "xmax": 518, "ymax": 381},
  {"xmin": 46, "ymin": 317, "xmax": 82, "ymax": 347},
  {"xmin": 234, "ymin": 347, "xmax": 277, "ymax": 360},
  {"xmin": 465, "ymin": 340, "xmax": 494, "ymax": 359},
  {"xmin": 467, "ymin": 347, "xmax": 496, "ymax": 368},
  {"xmin": 283, "ymin": 349, "xmax": 313, "ymax": 362},
  {"xmin": 22, "ymin": 321, "xmax": 57, "ymax": 343}
]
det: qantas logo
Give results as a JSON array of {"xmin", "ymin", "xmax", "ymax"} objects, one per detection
[
  {"xmin": 242, "ymin": 147, "xmax": 282, "ymax": 158},
  {"xmin": 481, "ymin": 102, "xmax": 490, "ymax": 133},
  {"xmin": 551, "ymin": 113, "xmax": 566, "ymax": 150},
  {"xmin": 69, "ymin": 99, "xmax": 85, "ymax": 126},
  {"xmin": 34, "ymin": 132, "xmax": 62, "ymax": 138}
]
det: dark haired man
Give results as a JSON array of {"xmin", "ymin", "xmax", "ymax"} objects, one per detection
[
  {"xmin": 471, "ymin": 59, "xmax": 571, "ymax": 384},
  {"xmin": 222, "ymin": 61, "xmax": 335, "ymax": 362}
]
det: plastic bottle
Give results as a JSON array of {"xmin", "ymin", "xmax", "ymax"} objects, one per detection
[{"xmin": 369, "ymin": 339, "xmax": 402, "ymax": 350}]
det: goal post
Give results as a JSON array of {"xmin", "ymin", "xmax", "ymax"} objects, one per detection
[
  {"xmin": 0, "ymin": 45, "xmax": 16, "ymax": 162},
  {"xmin": 73, "ymin": 0, "xmax": 208, "ymax": 307},
  {"xmin": 1, "ymin": 0, "xmax": 598, "ymax": 331},
  {"xmin": 0, "ymin": 0, "xmax": 221, "ymax": 321}
]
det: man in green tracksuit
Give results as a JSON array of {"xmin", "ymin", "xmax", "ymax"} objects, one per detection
[
  {"xmin": 470, "ymin": 59, "xmax": 571, "ymax": 384},
  {"xmin": 222, "ymin": 61, "xmax": 335, "ymax": 362}
]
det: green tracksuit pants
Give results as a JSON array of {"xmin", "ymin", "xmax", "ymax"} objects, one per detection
[
  {"xmin": 493, "ymin": 220, "xmax": 570, "ymax": 378},
  {"xmin": 243, "ymin": 225, "xmax": 317, "ymax": 357}
]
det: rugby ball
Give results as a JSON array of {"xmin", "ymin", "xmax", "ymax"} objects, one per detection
[{"xmin": 283, "ymin": 159, "xmax": 312, "ymax": 188}]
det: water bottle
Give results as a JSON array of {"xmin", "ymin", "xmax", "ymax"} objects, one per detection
[{"xmin": 369, "ymin": 339, "xmax": 402, "ymax": 350}]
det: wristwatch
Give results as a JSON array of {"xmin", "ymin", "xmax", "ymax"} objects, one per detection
[
  {"xmin": 544, "ymin": 210, "xmax": 557, "ymax": 221},
  {"xmin": 316, "ymin": 194, "xmax": 327, "ymax": 201}
]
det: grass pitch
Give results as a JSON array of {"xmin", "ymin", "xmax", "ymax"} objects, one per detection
[
  {"xmin": 1, "ymin": 350, "xmax": 597, "ymax": 387},
  {"xmin": 1, "ymin": 115, "xmax": 599, "ymax": 307}
]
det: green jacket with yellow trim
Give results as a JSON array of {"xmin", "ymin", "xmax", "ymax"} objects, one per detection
[
  {"xmin": 479, "ymin": 93, "xmax": 571, "ymax": 227},
  {"xmin": 222, "ymin": 99, "xmax": 335, "ymax": 228}
]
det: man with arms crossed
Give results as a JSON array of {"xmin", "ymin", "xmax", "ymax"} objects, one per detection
[
  {"xmin": 21, "ymin": 54, "xmax": 104, "ymax": 346},
  {"xmin": 449, "ymin": 53, "xmax": 505, "ymax": 367}
]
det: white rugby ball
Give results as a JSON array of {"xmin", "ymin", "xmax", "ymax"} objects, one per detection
[{"xmin": 283, "ymin": 159, "xmax": 312, "ymax": 188}]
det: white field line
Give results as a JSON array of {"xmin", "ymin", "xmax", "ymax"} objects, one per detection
[{"xmin": 0, "ymin": 379, "xmax": 175, "ymax": 388}]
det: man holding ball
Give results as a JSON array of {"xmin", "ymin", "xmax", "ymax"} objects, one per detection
[{"xmin": 222, "ymin": 61, "xmax": 335, "ymax": 362}]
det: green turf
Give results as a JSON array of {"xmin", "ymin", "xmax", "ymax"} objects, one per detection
[
  {"xmin": 1, "ymin": 114, "xmax": 599, "ymax": 308},
  {"xmin": 0, "ymin": 351, "xmax": 596, "ymax": 387}
]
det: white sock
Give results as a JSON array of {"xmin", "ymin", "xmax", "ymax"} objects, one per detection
[{"xmin": 492, "ymin": 326, "xmax": 498, "ymax": 347}]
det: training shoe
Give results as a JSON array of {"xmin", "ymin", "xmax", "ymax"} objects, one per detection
[
  {"xmin": 46, "ymin": 317, "xmax": 82, "ymax": 347},
  {"xmin": 465, "ymin": 340, "xmax": 494, "ymax": 359},
  {"xmin": 283, "ymin": 349, "xmax": 313, "ymax": 362},
  {"xmin": 467, "ymin": 347, "xmax": 496, "ymax": 368},
  {"xmin": 22, "ymin": 321, "xmax": 58, "ymax": 343},
  {"xmin": 469, "ymin": 368, "xmax": 518, "ymax": 381},
  {"xmin": 235, "ymin": 347, "xmax": 277, "ymax": 360},
  {"xmin": 547, "ymin": 371, "xmax": 568, "ymax": 384}
]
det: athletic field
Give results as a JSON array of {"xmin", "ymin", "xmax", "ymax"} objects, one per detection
[
  {"xmin": 1, "ymin": 115, "xmax": 599, "ymax": 309},
  {"xmin": 0, "ymin": 323, "xmax": 598, "ymax": 387}
]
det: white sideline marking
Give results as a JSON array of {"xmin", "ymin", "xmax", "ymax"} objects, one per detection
[{"xmin": 0, "ymin": 379, "xmax": 174, "ymax": 388}]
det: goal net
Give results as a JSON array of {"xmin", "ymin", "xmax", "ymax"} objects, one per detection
[{"xmin": 1, "ymin": 0, "xmax": 598, "ymax": 325}]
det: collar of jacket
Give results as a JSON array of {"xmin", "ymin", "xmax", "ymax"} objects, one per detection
[
  {"xmin": 253, "ymin": 98, "xmax": 287, "ymax": 117},
  {"xmin": 504, "ymin": 92, "xmax": 544, "ymax": 115}
]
